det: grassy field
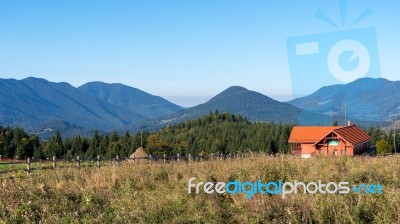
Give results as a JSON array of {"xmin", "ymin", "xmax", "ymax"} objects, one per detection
[
  {"xmin": 0, "ymin": 155, "xmax": 399, "ymax": 223},
  {"xmin": 0, "ymin": 160, "xmax": 113, "ymax": 173}
]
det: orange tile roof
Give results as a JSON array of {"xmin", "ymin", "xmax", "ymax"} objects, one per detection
[
  {"xmin": 333, "ymin": 125, "xmax": 372, "ymax": 146},
  {"xmin": 288, "ymin": 125, "xmax": 372, "ymax": 146},
  {"xmin": 288, "ymin": 126, "xmax": 343, "ymax": 143}
]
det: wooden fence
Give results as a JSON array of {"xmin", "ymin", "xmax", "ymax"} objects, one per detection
[{"xmin": 0, "ymin": 151, "xmax": 269, "ymax": 175}]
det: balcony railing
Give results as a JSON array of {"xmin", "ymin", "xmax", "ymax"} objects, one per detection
[{"xmin": 291, "ymin": 149, "xmax": 302, "ymax": 156}]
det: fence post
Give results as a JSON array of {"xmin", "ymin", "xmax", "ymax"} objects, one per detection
[
  {"xmin": 220, "ymin": 152, "xmax": 223, "ymax": 161},
  {"xmin": 116, "ymin": 155, "xmax": 120, "ymax": 166},
  {"xmin": 27, "ymin": 157, "xmax": 31, "ymax": 175},
  {"xmin": 76, "ymin": 156, "xmax": 80, "ymax": 169},
  {"xmin": 200, "ymin": 155, "xmax": 203, "ymax": 162},
  {"xmin": 132, "ymin": 155, "xmax": 135, "ymax": 163},
  {"xmin": 163, "ymin": 154, "xmax": 166, "ymax": 163},
  {"xmin": 52, "ymin": 156, "xmax": 56, "ymax": 169},
  {"xmin": 188, "ymin": 153, "xmax": 191, "ymax": 162},
  {"xmin": 96, "ymin": 155, "xmax": 100, "ymax": 169},
  {"xmin": 177, "ymin": 153, "xmax": 180, "ymax": 162}
]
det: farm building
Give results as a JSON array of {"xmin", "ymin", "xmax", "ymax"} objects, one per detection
[{"xmin": 288, "ymin": 122, "xmax": 372, "ymax": 158}]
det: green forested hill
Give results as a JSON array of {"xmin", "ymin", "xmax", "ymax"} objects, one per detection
[{"xmin": 145, "ymin": 111, "xmax": 293, "ymax": 156}]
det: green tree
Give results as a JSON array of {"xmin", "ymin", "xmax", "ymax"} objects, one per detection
[
  {"xmin": 15, "ymin": 137, "xmax": 29, "ymax": 159},
  {"xmin": 106, "ymin": 141, "xmax": 126, "ymax": 158},
  {"xmin": 33, "ymin": 146, "xmax": 45, "ymax": 160},
  {"xmin": 54, "ymin": 130, "xmax": 64, "ymax": 157},
  {"xmin": 86, "ymin": 130, "xmax": 101, "ymax": 158},
  {"xmin": 71, "ymin": 135, "xmax": 84, "ymax": 156},
  {"xmin": 376, "ymin": 139, "xmax": 392, "ymax": 155}
]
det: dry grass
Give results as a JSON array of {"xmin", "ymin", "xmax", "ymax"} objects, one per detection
[{"xmin": 0, "ymin": 155, "xmax": 399, "ymax": 223}]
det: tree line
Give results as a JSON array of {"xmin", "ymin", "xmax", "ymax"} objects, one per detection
[
  {"xmin": 0, "ymin": 126, "xmax": 149, "ymax": 160},
  {"xmin": 0, "ymin": 112, "xmax": 292, "ymax": 159},
  {"xmin": 366, "ymin": 127, "xmax": 399, "ymax": 155},
  {"xmin": 0, "ymin": 112, "xmax": 397, "ymax": 159}
]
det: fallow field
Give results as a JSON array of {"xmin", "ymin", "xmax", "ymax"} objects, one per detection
[{"xmin": 0, "ymin": 155, "xmax": 399, "ymax": 223}]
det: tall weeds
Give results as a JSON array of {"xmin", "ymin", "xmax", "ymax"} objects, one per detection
[{"xmin": 0, "ymin": 155, "xmax": 399, "ymax": 223}]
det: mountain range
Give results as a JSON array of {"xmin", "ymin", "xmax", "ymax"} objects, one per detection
[
  {"xmin": 78, "ymin": 82, "xmax": 181, "ymax": 119},
  {"xmin": 0, "ymin": 77, "xmax": 397, "ymax": 137},
  {"xmin": 124, "ymin": 86, "xmax": 333, "ymax": 132},
  {"xmin": 288, "ymin": 78, "xmax": 400, "ymax": 123},
  {"xmin": 0, "ymin": 77, "xmax": 181, "ymax": 135}
]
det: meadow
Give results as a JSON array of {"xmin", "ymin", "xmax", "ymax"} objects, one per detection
[{"xmin": 0, "ymin": 155, "xmax": 399, "ymax": 223}]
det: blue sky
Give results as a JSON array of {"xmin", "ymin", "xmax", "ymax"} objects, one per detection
[{"xmin": 0, "ymin": 0, "xmax": 399, "ymax": 107}]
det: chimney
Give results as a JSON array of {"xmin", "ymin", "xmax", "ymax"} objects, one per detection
[{"xmin": 347, "ymin": 120, "xmax": 351, "ymax": 126}]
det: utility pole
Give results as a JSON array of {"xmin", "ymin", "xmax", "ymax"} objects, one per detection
[
  {"xmin": 394, "ymin": 128, "xmax": 397, "ymax": 154},
  {"xmin": 344, "ymin": 104, "xmax": 347, "ymax": 126},
  {"xmin": 140, "ymin": 131, "xmax": 143, "ymax": 147}
]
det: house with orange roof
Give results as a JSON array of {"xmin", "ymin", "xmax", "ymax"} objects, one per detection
[{"xmin": 288, "ymin": 121, "xmax": 372, "ymax": 158}]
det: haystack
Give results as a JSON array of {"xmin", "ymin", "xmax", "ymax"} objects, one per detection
[{"xmin": 128, "ymin": 147, "xmax": 149, "ymax": 163}]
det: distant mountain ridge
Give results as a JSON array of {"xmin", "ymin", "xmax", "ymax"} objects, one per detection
[
  {"xmin": 0, "ymin": 77, "xmax": 398, "ymax": 137},
  {"xmin": 0, "ymin": 77, "xmax": 143, "ymax": 130},
  {"xmin": 191, "ymin": 86, "xmax": 301, "ymax": 122},
  {"xmin": 287, "ymin": 78, "xmax": 399, "ymax": 123},
  {"xmin": 78, "ymin": 82, "xmax": 182, "ymax": 119},
  {"xmin": 0, "ymin": 77, "xmax": 181, "ymax": 135},
  {"xmin": 125, "ymin": 86, "xmax": 332, "ymax": 132}
]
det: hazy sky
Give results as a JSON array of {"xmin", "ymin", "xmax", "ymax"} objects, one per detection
[{"xmin": 0, "ymin": 0, "xmax": 399, "ymax": 107}]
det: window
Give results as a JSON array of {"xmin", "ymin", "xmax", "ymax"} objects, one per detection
[
  {"xmin": 342, "ymin": 149, "xmax": 346, "ymax": 155},
  {"xmin": 333, "ymin": 150, "xmax": 338, "ymax": 156},
  {"xmin": 320, "ymin": 150, "xmax": 323, "ymax": 155},
  {"xmin": 328, "ymin": 140, "xmax": 339, "ymax": 146}
]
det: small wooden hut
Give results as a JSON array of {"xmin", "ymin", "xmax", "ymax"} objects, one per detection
[{"xmin": 128, "ymin": 147, "xmax": 149, "ymax": 163}]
